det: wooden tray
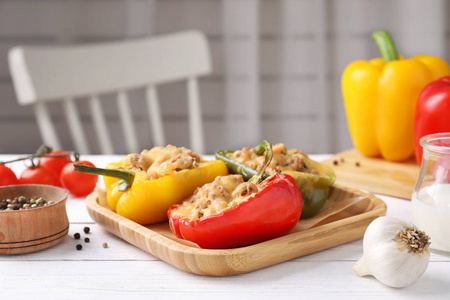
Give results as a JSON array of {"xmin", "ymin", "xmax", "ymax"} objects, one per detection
[
  {"xmin": 85, "ymin": 184, "xmax": 386, "ymax": 276},
  {"xmin": 321, "ymin": 149, "xmax": 421, "ymax": 200}
]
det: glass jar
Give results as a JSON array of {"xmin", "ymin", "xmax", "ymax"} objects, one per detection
[{"xmin": 412, "ymin": 132, "xmax": 450, "ymax": 253}]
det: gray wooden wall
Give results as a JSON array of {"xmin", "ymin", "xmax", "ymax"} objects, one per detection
[{"xmin": 0, "ymin": 0, "xmax": 447, "ymax": 154}]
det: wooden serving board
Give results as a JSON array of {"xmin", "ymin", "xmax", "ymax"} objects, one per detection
[
  {"xmin": 321, "ymin": 149, "xmax": 421, "ymax": 200},
  {"xmin": 85, "ymin": 184, "xmax": 386, "ymax": 276}
]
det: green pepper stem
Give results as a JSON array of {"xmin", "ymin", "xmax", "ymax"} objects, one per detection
[
  {"xmin": 215, "ymin": 150, "xmax": 270, "ymax": 182},
  {"xmin": 249, "ymin": 140, "xmax": 273, "ymax": 185},
  {"xmin": 372, "ymin": 30, "xmax": 399, "ymax": 63},
  {"xmin": 74, "ymin": 164, "xmax": 134, "ymax": 191}
]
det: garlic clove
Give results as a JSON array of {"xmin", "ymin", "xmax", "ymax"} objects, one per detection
[
  {"xmin": 353, "ymin": 216, "xmax": 430, "ymax": 288},
  {"xmin": 352, "ymin": 255, "xmax": 370, "ymax": 277}
]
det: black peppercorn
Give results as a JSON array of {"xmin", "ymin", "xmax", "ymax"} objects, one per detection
[
  {"xmin": 84, "ymin": 237, "xmax": 90, "ymax": 243},
  {"xmin": 83, "ymin": 226, "xmax": 90, "ymax": 234},
  {"xmin": 76, "ymin": 244, "xmax": 82, "ymax": 250},
  {"xmin": 74, "ymin": 233, "xmax": 81, "ymax": 239}
]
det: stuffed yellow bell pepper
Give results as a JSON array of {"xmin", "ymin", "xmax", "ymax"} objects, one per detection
[
  {"xmin": 76, "ymin": 145, "xmax": 228, "ymax": 225},
  {"xmin": 342, "ymin": 30, "xmax": 450, "ymax": 161}
]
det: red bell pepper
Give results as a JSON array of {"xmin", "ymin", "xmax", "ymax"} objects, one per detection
[
  {"xmin": 167, "ymin": 140, "xmax": 303, "ymax": 249},
  {"xmin": 168, "ymin": 173, "xmax": 302, "ymax": 249},
  {"xmin": 415, "ymin": 76, "xmax": 450, "ymax": 165}
]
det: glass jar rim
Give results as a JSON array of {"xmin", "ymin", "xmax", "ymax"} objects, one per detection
[{"xmin": 420, "ymin": 132, "xmax": 450, "ymax": 154}]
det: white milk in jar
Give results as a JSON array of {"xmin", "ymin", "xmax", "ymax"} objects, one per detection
[
  {"xmin": 412, "ymin": 132, "xmax": 450, "ymax": 254},
  {"xmin": 412, "ymin": 183, "xmax": 450, "ymax": 252}
]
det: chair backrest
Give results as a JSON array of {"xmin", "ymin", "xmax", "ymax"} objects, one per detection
[{"xmin": 8, "ymin": 30, "xmax": 210, "ymax": 154}]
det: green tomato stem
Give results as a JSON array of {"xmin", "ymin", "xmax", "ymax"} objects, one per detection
[{"xmin": 0, "ymin": 144, "xmax": 80, "ymax": 166}]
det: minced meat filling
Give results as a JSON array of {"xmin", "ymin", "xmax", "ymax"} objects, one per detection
[
  {"xmin": 231, "ymin": 143, "xmax": 318, "ymax": 175},
  {"xmin": 121, "ymin": 145, "xmax": 201, "ymax": 180},
  {"xmin": 172, "ymin": 175, "xmax": 260, "ymax": 220}
]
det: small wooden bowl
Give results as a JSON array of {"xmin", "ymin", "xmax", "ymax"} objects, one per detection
[{"xmin": 0, "ymin": 184, "xmax": 69, "ymax": 255}]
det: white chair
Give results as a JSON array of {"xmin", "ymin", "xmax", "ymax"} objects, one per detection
[{"xmin": 8, "ymin": 30, "xmax": 210, "ymax": 154}]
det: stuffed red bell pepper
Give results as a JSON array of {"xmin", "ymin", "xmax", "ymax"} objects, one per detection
[
  {"xmin": 167, "ymin": 141, "xmax": 303, "ymax": 249},
  {"xmin": 415, "ymin": 76, "xmax": 450, "ymax": 165}
]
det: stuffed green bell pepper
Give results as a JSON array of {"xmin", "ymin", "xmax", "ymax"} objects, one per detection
[{"xmin": 215, "ymin": 142, "xmax": 336, "ymax": 219}]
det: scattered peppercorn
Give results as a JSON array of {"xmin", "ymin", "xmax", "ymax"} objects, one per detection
[
  {"xmin": 355, "ymin": 161, "xmax": 361, "ymax": 167},
  {"xmin": 76, "ymin": 244, "xmax": 83, "ymax": 250},
  {"xmin": 333, "ymin": 160, "xmax": 338, "ymax": 165},
  {"xmin": 74, "ymin": 233, "xmax": 81, "ymax": 239},
  {"xmin": 84, "ymin": 237, "xmax": 90, "ymax": 243},
  {"xmin": 102, "ymin": 242, "xmax": 109, "ymax": 248}
]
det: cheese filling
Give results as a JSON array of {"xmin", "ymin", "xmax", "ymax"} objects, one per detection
[
  {"xmin": 119, "ymin": 145, "xmax": 201, "ymax": 180},
  {"xmin": 231, "ymin": 143, "xmax": 318, "ymax": 175},
  {"xmin": 172, "ymin": 175, "xmax": 261, "ymax": 220}
]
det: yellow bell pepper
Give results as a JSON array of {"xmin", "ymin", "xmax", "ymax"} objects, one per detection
[
  {"xmin": 342, "ymin": 30, "xmax": 450, "ymax": 161},
  {"xmin": 76, "ymin": 146, "xmax": 229, "ymax": 225},
  {"xmin": 104, "ymin": 159, "xmax": 228, "ymax": 225}
]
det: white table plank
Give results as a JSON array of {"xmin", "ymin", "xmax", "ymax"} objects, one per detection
[
  {"xmin": 1, "ymin": 154, "xmax": 450, "ymax": 299},
  {"xmin": 3, "ymin": 221, "xmax": 447, "ymax": 264},
  {"xmin": 1, "ymin": 260, "xmax": 449, "ymax": 300}
]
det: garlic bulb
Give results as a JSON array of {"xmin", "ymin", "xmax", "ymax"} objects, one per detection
[{"xmin": 353, "ymin": 216, "xmax": 430, "ymax": 288}]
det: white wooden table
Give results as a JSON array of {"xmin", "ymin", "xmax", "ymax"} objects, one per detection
[{"xmin": 1, "ymin": 154, "xmax": 449, "ymax": 299}]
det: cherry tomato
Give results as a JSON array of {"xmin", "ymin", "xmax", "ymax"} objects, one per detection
[
  {"xmin": 39, "ymin": 150, "xmax": 71, "ymax": 186},
  {"xmin": 0, "ymin": 164, "xmax": 19, "ymax": 186},
  {"xmin": 19, "ymin": 165, "xmax": 59, "ymax": 186},
  {"xmin": 61, "ymin": 161, "xmax": 98, "ymax": 197}
]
